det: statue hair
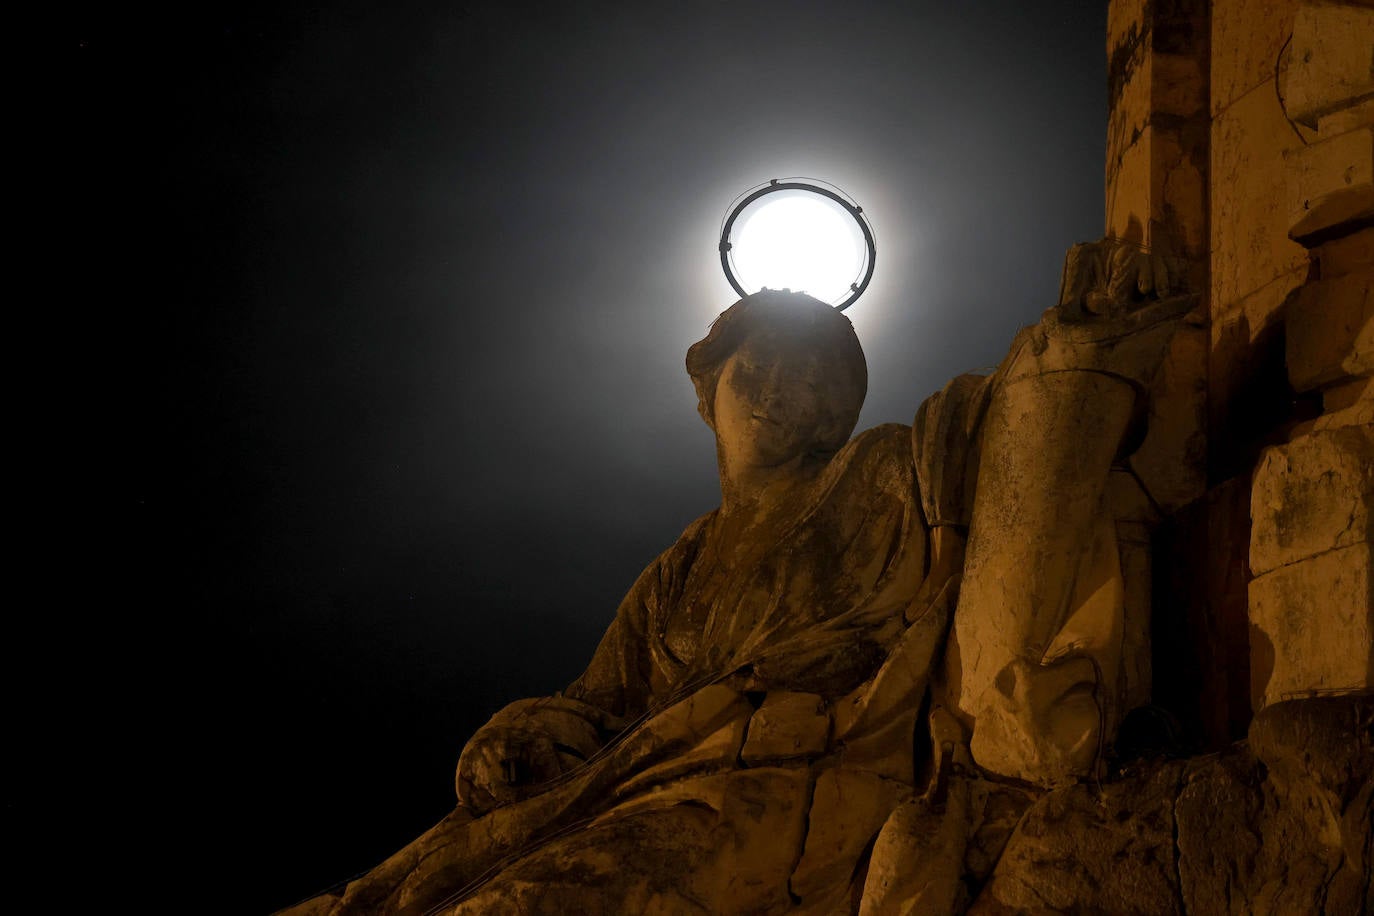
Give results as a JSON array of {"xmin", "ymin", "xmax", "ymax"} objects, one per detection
[{"xmin": 685, "ymin": 290, "xmax": 868, "ymax": 448}]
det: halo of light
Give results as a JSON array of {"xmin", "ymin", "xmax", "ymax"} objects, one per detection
[{"xmin": 719, "ymin": 179, "xmax": 876, "ymax": 311}]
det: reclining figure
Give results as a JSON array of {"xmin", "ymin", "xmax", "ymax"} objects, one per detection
[{"xmin": 283, "ymin": 238, "xmax": 1195, "ymax": 915}]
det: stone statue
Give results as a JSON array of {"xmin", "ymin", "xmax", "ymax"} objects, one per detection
[{"xmin": 282, "ymin": 239, "xmax": 1202, "ymax": 915}]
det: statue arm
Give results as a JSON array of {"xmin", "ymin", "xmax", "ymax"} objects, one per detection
[
  {"xmin": 946, "ymin": 240, "xmax": 1197, "ymax": 786},
  {"xmin": 455, "ymin": 547, "xmax": 675, "ymax": 813}
]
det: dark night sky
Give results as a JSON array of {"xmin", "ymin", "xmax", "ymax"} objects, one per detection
[{"xmin": 69, "ymin": 1, "xmax": 1106, "ymax": 910}]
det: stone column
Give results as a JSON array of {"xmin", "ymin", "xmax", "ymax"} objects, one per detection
[{"xmin": 1104, "ymin": 0, "xmax": 1212, "ymax": 732}]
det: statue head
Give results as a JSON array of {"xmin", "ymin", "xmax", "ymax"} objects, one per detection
[{"xmin": 686, "ymin": 291, "xmax": 867, "ymax": 471}]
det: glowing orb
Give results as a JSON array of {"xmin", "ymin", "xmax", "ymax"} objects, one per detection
[{"xmin": 719, "ymin": 179, "xmax": 875, "ymax": 310}]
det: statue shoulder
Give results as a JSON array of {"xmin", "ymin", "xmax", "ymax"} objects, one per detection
[
  {"xmin": 913, "ymin": 373, "xmax": 997, "ymax": 529},
  {"xmin": 619, "ymin": 509, "xmax": 718, "ymax": 614},
  {"xmin": 827, "ymin": 423, "xmax": 915, "ymax": 485}
]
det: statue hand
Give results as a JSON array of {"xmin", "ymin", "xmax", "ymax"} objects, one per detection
[
  {"xmin": 456, "ymin": 723, "xmax": 568, "ymax": 814},
  {"xmin": 1057, "ymin": 237, "xmax": 1189, "ymax": 321},
  {"xmin": 1001, "ymin": 239, "xmax": 1201, "ymax": 390},
  {"xmin": 455, "ymin": 697, "xmax": 608, "ymax": 814}
]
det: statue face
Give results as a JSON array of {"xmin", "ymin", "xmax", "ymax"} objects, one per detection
[{"xmin": 713, "ymin": 327, "xmax": 863, "ymax": 470}]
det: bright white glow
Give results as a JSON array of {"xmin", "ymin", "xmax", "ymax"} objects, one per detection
[{"xmin": 732, "ymin": 191, "xmax": 865, "ymax": 303}]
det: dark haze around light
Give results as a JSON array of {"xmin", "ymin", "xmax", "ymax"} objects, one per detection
[{"xmin": 76, "ymin": 1, "xmax": 1109, "ymax": 910}]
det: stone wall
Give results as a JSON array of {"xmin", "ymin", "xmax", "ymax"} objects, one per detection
[
  {"xmin": 1108, "ymin": 0, "xmax": 1372, "ymax": 747},
  {"xmin": 1251, "ymin": 0, "xmax": 1374, "ymax": 711}
]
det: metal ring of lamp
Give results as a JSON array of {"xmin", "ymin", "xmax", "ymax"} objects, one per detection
[{"xmin": 718, "ymin": 178, "xmax": 876, "ymax": 312}]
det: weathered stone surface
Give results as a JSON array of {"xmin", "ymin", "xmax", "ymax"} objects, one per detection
[
  {"xmin": 1212, "ymin": 81, "xmax": 1311, "ymax": 310},
  {"xmin": 789, "ymin": 767, "xmax": 909, "ymax": 905},
  {"xmin": 1249, "ymin": 695, "xmax": 1374, "ymax": 794},
  {"xmin": 859, "ymin": 785, "xmax": 968, "ymax": 916},
  {"xmin": 613, "ymin": 686, "xmax": 752, "ymax": 799},
  {"xmin": 1286, "ymin": 265, "xmax": 1374, "ymax": 391},
  {"xmin": 1326, "ymin": 374, "xmax": 1372, "ymax": 410},
  {"xmin": 740, "ymin": 691, "xmax": 830, "ymax": 764},
  {"xmin": 1153, "ymin": 51, "xmax": 1208, "ymax": 119},
  {"xmin": 972, "ymin": 707, "xmax": 1373, "ymax": 916},
  {"xmin": 450, "ymin": 768, "xmax": 812, "ymax": 916},
  {"xmin": 945, "ymin": 246, "xmax": 1195, "ymax": 789},
  {"xmin": 970, "ymin": 762, "xmax": 1185, "ymax": 915},
  {"xmin": 1107, "ymin": 121, "xmax": 1156, "ymax": 244},
  {"xmin": 1211, "ymin": 0, "xmax": 1297, "ymax": 116},
  {"xmin": 1182, "ymin": 697, "xmax": 1374, "ymax": 916},
  {"xmin": 1310, "ymin": 378, "xmax": 1374, "ymax": 431},
  {"xmin": 960, "ymin": 780, "xmax": 1037, "ymax": 884},
  {"xmin": 1107, "ymin": 125, "xmax": 1209, "ymax": 264},
  {"xmin": 1288, "ymin": 125, "xmax": 1374, "ymax": 241},
  {"xmin": 1107, "ymin": 3, "xmax": 1151, "ymax": 138},
  {"xmin": 1250, "ymin": 426, "xmax": 1374, "ymax": 575},
  {"xmin": 1249, "ymin": 541, "xmax": 1374, "ymax": 708},
  {"xmin": 1174, "ymin": 748, "xmax": 1265, "ymax": 915},
  {"xmin": 1105, "ymin": 0, "xmax": 1208, "ymax": 266},
  {"xmin": 953, "ymin": 366, "xmax": 1133, "ymax": 786},
  {"xmin": 1283, "ymin": 0, "xmax": 1374, "ymax": 128}
]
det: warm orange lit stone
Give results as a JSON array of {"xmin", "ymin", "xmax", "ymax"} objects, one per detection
[
  {"xmin": 1250, "ymin": 426, "xmax": 1374, "ymax": 576},
  {"xmin": 1249, "ymin": 542, "xmax": 1373, "ymax": 709}
]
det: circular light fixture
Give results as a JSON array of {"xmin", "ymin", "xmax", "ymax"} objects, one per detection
[{"xmin": 719, "ymin": 178, "xmax": 876, "ymax": 311}]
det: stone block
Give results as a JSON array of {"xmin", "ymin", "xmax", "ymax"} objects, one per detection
[
  {"xmin": 973, "ymin": 762, "xmax": 1185, "ymax": 915},
  {"xmin": 1317, "ymin": 224, "xmax": 1374, "ymax": 276},
  {"xmin": 1107, "ymin": 124, "xmax": 1155, "ymax": 245},
  {"xmin": 1105, "ymin": 4, "xmax": 1207, "ymax": 262},
  {"xmin": 1211, "ymin": 84, "xmax": 1311, "ymax": 309},
  {"xmin": 1106, "ymin": 0, "xmax": 1149, "ymax": 68},
  {"xmin": 1250, "ymin": 426, "xmax": 1374, "ymax": 575},
  {"xmin": 1108, "ymin": 127, "xmax": 1208, "ymax": 265},
  {"xmin": 1288, "ymin": 126, "xmax": 1374, "ymax": 241},
  {"xmin": 739, "ymin": 691, "xmax": 830, "ymax": 763},
  {"xmin": 789, "ymin": 768, "xmax": 909, "ymax": 902},
  {"xmin": 1283, "ymin": 1, "xmax": 1374, "ymax": 127},
  {"xmin": 1249, "ymin": 694, "xmax": 1374, "ymax": 794},
  {"xmin": 1151, "ymin": 127, "xmax": 1209, "ymax": 258},
  {"xmin": 1108, "ymin": 30, "xmax": 1152, "ymax": 140},
  {"xmin": 1286, "ymin": 266, "xmax": 1374, "ymax": 391},
  {"xmin": 1249, "ymin": 542, "xmax": 1374, "ymax": 710},
  {"xmin": 1153, "ymin": 52, "xmax": 1208, "ymax": 119},
  {"xmin": 1211, "ymin": 0, "xmax": 1297, "ymax": 116},
  {"xmin": 1107, "ymin": 0, "xmax": 1151, "ymax": 123},
  {"xmin": 1175, "ymin": 751, "xmax": 1265, "ymax": 916},
  {"xmin": 1175, "ymin": 745, "xmax": 1361, "ymax": 916},
  {"xmin": 1317, "ymin": 96, "xmax": 1374, "ymax": 136}
]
